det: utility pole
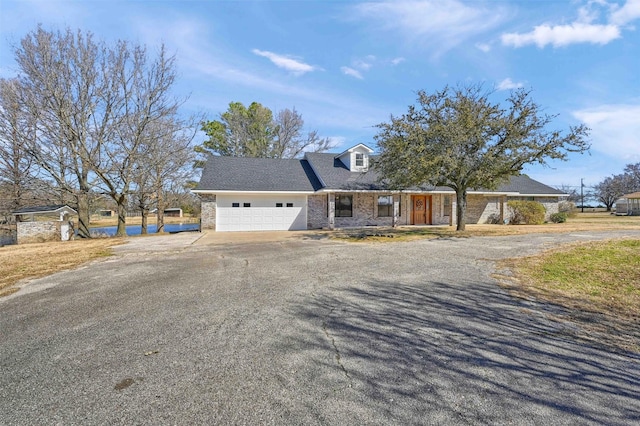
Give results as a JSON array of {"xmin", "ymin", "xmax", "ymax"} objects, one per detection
[{"xmin": 581, "ymin": 178, "xmax": 584, "ymax": 213}]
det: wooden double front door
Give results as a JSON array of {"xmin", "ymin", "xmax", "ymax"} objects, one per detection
[{"xmin": 412, "ymin": 195, "xmax": 432, "ymax": 225}]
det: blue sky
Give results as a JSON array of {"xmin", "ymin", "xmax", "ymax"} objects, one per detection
[{"xmin": 1, "ymin": 0, "xmax": 639, "ymax": 190}]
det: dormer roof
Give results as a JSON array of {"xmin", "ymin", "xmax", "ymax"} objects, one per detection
[{"xmin": 334, "ymin": 143, "xmax": 374, "ymax": 160}]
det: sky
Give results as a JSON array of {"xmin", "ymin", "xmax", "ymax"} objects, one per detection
[{"xmin": 0, "ymin": 0, "xmax": 639, "ymax": 191}]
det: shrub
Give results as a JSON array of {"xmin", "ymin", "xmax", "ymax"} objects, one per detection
[
  {"xmin": 507, "ymin": 201, "xmax": 546, "ymax": 225},
  {"xmin": 550, "ymin": 212, "xmax": 568, "ymax": 223}
]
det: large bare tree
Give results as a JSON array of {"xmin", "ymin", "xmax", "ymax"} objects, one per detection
[
  {"xmin": 12, "ymin": 27, "xmax": 107, "ymax": 237},
  {"xmin": 8, "ymin": 27, "xmax": 190, "ymax": 237},
  {"xmin": 132, "ymin": 117, "xmax": 197, "ymax": 234},
  {"xmin": 0, "ymin": 79, "xmax": 36, "ymax": 219},
  {"xmin": 90, "ymin": 42, "xmax": 184, "ymax": 237}
]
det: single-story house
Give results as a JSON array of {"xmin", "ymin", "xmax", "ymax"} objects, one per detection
[
  {"xmin": 615, "ymin": 192, "xmax": 640, "ymax": 216},
  {"xmin": 193, "ymin": 144, "xmax": 565, "ymax": 232}
]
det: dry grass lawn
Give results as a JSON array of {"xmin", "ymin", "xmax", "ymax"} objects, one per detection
[
  {"xmin": 335, "ymin": 212, "xmax": 640, "ymax": 242},
  {"xmin": 0, "ymin": 239, "xmax": 122, "ymax": 297},
  {"xmin": 499, "ymin": 238, "xmax": 640, "ymax": 352}
]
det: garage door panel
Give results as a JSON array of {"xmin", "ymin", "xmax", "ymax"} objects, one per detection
[{"xmin": 216, "ymin": 197, "xmax": 307, "ymax": 231}]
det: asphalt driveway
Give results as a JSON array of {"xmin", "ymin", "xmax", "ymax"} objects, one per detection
[{"xmin": 1, "ymin": 230, "xmax": 640, "ymax": 425}]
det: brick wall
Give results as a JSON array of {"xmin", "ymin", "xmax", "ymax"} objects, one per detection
[
  {"xmin": 17, "ymin": 221, "xmax": 62, "ymax": 244},
  {"xmin": 307, "ymin": 194, "xmax": 328, "ymax": 229},
  {"xmin": 465, "ymin": 195, "xmax": 561, "ymax": 224},
  {"xmin": 466, "ymin": 195, "xmax": 504, "ymax": 224}
]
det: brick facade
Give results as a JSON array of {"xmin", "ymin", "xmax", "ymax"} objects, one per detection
[
  {"xmin": 463, "ymin": 195, "xmax": 560, "ymax": 224},
  {"xmin": 200, "ymin": 194, "xmax": 217, "ymax": 230},
  {"xmin": 199, "ymin": 191, "xmax": 561, "ymax": 231},
  {"xmin": 307, "ymin": 193, "xmax": 453, "ymax": 229},
  {"xmin": 16, "ymin": 221, "xmax": 73, "ymax": 244}
]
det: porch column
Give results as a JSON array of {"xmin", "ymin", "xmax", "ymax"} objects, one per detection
[
  {"xmin": 392, "ymin": 194, "xmax": 400, "ymax": 228},
  {"xmin": 450, "ymin": 196, "xmax": 457, "ymax": 227},
  {"xmin": 328, "ymin": 192, "xmax": 335, "ymax": 230},
  {"xmin": 499, "ymin": 195, "xmax": 506, "ymax": 224}
]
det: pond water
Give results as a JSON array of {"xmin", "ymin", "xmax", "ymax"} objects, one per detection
[{"xmin": 89, "ymin": 223, "xmax": 200, "ymax": 237}]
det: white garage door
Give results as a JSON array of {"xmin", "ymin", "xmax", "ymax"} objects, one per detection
[{"xmin": 216, "ymin": 194, "xmax": 308, "ymax": 232}]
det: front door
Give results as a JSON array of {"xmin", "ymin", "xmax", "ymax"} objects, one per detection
[{"xmin": 412, "ymin": 195, "xmax": 431, "ymax": 225}]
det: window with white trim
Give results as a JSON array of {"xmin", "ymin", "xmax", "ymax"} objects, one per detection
[
  {"xmin": 377, "ymin": 195, "xmax": 393, "ymax": 217},
  {"xmin": 335, "ymin": 194, "xmax": 353, "ymax": 217}
]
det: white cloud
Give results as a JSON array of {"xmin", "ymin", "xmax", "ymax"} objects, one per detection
[
  {"xmin": 352, "ymin": 0, "xmax": 508, "ymax": 55},
  {"xmin": 501, "ymin": 0, "xmax": 640, "ymax": 49},
  {"xmin": 496, "ymin": 78, "xmax": 524, "ymax": 91},
  {"xmin": 573, "ymin": 104, "xmax": 640, "ymax": 161},
  {"xmin": 341, "ymin": 66, "xmax": 364, "ymax": 80},
  {"xmin": 391, "ymin": 57, "xmax": 405, "ymax": 65},
  {"xmin": 252, "ymin": 49, "xmax": 317, "ymax": 75},
  {"xmin": 502, "ymin": 22, "xmax": 621, "ymax": 48},
  {"xmin": 475, "ymin": 43, "xmax": 491, "ymax": 52},
  {"xmin": 353, "ymin": 58, "xmax": 373, "ymax": 71},
  {"xmin": 610, "ymin": 0, "xmax": 640, "ymax": 25}
]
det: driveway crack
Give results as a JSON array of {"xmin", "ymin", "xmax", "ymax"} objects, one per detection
[{"xmin": 322, "ymin": 307, "xmax": 352, "ymax": 386}]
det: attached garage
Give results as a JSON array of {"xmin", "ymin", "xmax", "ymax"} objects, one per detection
[{"xmin": 216, "ymin": 194, "xmax": 308, "ymax": 232}]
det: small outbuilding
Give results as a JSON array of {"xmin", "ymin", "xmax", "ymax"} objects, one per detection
[
  {"xmin": 615, "ymin": 192, "xmax": 640, "ymax": 216},
  {"xmin": 12, "ymin": 205, "xmax": 77, "ymax": 244}
]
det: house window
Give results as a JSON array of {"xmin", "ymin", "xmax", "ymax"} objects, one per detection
[
  {"xmin": 355, "ymin": 153, "xmax": 364, "ymax": 167},
  {"xmin": 286, "ymin": 203, "xmax": 294, "ymax": 207},
  {"xmin": 335, "ymin": 194, "xmax": 353, "ymax": 217},
  {"xmin": 443, "ymin": 196, "xmax": 451, "ymax": 216},
  {"xmin": 243, "ymin": 202, "xmax": 251, "ymax": 207},
  {"xmin": 378, "ymin": 195, "xmax": 393, "ymax": 217},
  {"xmin": 232, "ymin": 202, "xmax": 240, "ymax": 208},
  {"xmin": 276, "ymin": 203, "xmax": 283, "ymax": 207}
]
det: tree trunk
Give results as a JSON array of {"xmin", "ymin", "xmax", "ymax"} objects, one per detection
[
  {"xmin": 455, "ymin": 188, "xmax": 467, "ymax": 231},
  {"xmin": 140, "ymin": 208, "xmax": 149, "ymax": 234},
  {"xmin": 115, "ymin": 194, "xmax": 127, "ymax": 237},
  {"xmin": 156, "ymin": 192, "xmax": 165, "ymax": 234},
  {"xmin": 76, "ymin": 191, "xmax": 92, "ymax": 238}
]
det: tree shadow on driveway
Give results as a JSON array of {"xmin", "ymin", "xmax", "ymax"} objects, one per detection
[{"xmin": 286, "ymin": 278, "xmax": 640, "ymax": 425}]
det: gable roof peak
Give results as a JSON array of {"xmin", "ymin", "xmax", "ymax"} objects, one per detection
[{"xmin": 334, "ymin": 143, "xmax": 374, "ymax": 159}]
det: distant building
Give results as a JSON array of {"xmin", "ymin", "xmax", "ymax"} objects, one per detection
[{"xmin": 615, "ymin": 192, "xmax": 640, "ymax": 216}]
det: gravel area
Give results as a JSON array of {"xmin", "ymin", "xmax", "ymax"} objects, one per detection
[{"xmin": 1, "ymin": 230, "xmax": 640, "ymax": 425}]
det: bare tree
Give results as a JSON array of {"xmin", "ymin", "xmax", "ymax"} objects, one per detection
[
  {"xmin": 554, "ymin": 184, "xmax": 580, "ymax": 204},
  {"xmin": 592, "ymin": 175, "xmax": 628, "ymax": 211},
  {"xmin": 272, "ymin": 108, "xmax": 334, "ymax": 158},
  {"xmin": 8, "ymin": 27, "xmax": 192, "ymax": 238},
  {"xmin": 623, "ymin": 163, "xmax": 640, "ymax": 191},
  {"xmin": 12, "ymin": 27, "xmax": 107, "ymax": 237},
  {"xmin": 136, "ymin": 117, "xmax": 196, "ymax": 233},
  {"xmin": 91, "ymin": 42, "xmax": 184, "ymax": 237},
  {"xmin": 0, "ymin": 78, "xmax": 36, "ymax": 219},
  {"xmin": 132, "ymin": 117, "xmax": 197, "ymax": 234}
]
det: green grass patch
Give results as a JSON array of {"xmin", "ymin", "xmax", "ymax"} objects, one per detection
[{"xmin": 513, "ymin": 239, "xmax": 640, "ymax": 317}]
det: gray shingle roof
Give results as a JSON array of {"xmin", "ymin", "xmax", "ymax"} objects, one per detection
[
  {"xmin": 195, "ymin": 151, "xmax": 564, "ymax": 197},
  {"xmin": 494, "ymin": 174, "xmax": 565, "ymax": 195},
  {"xmin": 12, "ymin": 205, "xmax": 76, "ymax": 215},
  {"xmin": 305, "ymin": 152, "xmax": 386, "ymax": 190},
  {"xmin": 195, "ymin": 155, "xmax": 321, "ymax": 192}
]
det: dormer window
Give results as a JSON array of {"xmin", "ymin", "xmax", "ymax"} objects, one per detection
[{"xmin": 334, "ymin": 143, "xmax": 374, "ymax": 172}]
